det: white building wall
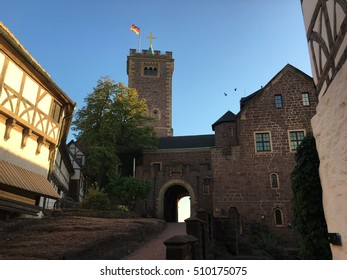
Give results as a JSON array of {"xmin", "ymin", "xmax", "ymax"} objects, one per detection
[
  {"xmin": 311, "ymin": 65, "xmax": 347, "ymax": 259},
  {"xmin": 302, "ymin": 0, "xmax": 347, "ymax": 259}
]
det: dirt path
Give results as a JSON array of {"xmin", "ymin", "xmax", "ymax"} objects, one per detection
[
  {"xmin": 0, "ymin": 216, "xmax": 166, "ymax": 260},
  {"xmin": 123, "ymin": 222, "xmax": 186, "ymax": 260}
]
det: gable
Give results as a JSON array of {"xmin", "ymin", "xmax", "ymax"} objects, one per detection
[{"xmin": 238, "ymin": 64, "xmax": 314, "ymax": 116}]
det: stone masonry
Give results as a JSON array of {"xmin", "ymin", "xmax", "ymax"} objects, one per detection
[
  {"xmin": 128, "ymin": 46, "xmax": 317, "ymax": 248},
  {"xmin": 211, "ymin": 64, "xmax": 317, "ymax": 245}
]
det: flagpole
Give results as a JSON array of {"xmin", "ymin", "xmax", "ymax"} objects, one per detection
[
  {"xmin": 138, "ymin": 33, "xmax": 141, "ymax": 53},
  {"xmin": 130, "ymin": 24, "xmax": 141, "ymax": 52}
]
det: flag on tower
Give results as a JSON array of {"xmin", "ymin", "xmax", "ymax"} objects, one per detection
[{"xmin": 130, "ymin": 24, "xmax": 140, "ymax": 35}]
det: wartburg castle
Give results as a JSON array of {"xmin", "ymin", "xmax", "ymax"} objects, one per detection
[
  {"xmin": 1, "ymin": 0, "xmax": 347, "ymax": 259},
  {"xmin": 126, "ymin": 48, "xmax": 316, "ymax": 247}
]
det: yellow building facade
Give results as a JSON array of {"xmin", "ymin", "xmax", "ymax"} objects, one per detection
[{"xmin": 0, "ymin": 22, "xmax": 75, "ymax": 217}]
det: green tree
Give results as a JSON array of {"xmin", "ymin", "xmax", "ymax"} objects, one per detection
[
  {"xmin": 72, "ymin": 77, "xmax": 157, "ymax": 189},
  {"xmin": 106, "ymin": 176, "xmax": 151, "ymax": 211},
  {"xmin": 291, "ymin": 132, "xmax": 332, "ymax": 259}
]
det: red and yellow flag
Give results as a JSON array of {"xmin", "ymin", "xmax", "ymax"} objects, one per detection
[{"xmin": 130, "ymin": 24, "xmax": 140, "ymax": 35}]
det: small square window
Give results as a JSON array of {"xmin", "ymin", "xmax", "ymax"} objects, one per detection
[
  {"xmin": 255, "ymin": 132, "xmax": 271, "ymax": 152},
  {"xmin": 302, "ymin": 93, "xmax": 310, "ymax": 106},
  {"xmin": 274, "ymin": 95, "xmax": 283, "ymax": 108},
  {"xmin": 151, "ymin": 162, "xmax": 162, "ymax": 172},
  {"xmin": 289, "ymin": 131, "xmax": 305, "ymax": 151}
]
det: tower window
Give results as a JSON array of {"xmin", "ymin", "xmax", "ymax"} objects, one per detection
[
  {"xmin": 144, "ymin": 67, "xmax": 158, "ymax": 76},
  {"xmin": 274, "ymin": 94, "xmax": 283, "ymax": 108},
  {"xmin": 144, "ymin": 67, "xmax": 149, "ymax": 75},
  {"xmin": 143, "ymin": 62, "xmax": 159, "ymax": 76},
  {"xmin": 152, "ymin": 109, "xmax": 160, "ymax": 120}
]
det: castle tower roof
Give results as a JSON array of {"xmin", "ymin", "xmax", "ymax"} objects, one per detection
[{"xmin": 212, "ymin": 110, "xmax": 237, "ymax": 131}]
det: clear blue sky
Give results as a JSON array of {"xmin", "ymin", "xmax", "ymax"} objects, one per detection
[{"xmin": 1, "ymin": 0, "xmax": 310, "ymax": 139}]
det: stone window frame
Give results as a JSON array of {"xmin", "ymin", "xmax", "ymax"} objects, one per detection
[
  {"xmin": 142, "ymin": 62, "xmax": 159, "ymax": 77},
  {"xmin": 274, "ymin": 94, "xmax": 283, "ymax": 108},
  {"xmin": 301, "ymin": 92, "xmax": 310, "ymax": 106},
  {"xmin": 152, "ymin": 108, "xmax": 161, "ymax": 120},
  {"xmin": 288, "ymin": 129, "xmax": 306, "ymax": 152},
  {"xmin": 273, "ymin": 208, "xmax": 284, "ymax": 226},
  {"xmin": 270, "ymin": 173, "xmax": 279, "ymax": 189},
  {"xmin": 254, "ymin": 131, "xmax": 272, "ymax": 153},
  {"xmin": 203, "ymin": 184, "xmax": 210, "ymax": 196},
  {"xmin": 151, "ymin": 162, "xmax": 162, "ymax": 172}
]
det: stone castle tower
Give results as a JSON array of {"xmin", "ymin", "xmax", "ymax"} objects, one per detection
[{"xmin": 127, "ymin": 48, "xmax": 174, "ymax": 137}]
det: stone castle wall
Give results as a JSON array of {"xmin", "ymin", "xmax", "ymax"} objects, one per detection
[
  {"xmin": 139, "ymin": 148, "xmax": 213, "ymax": 218},
  {"xmin": 211, "ymin": 67, "xmax": 317, "ymax": 246}
]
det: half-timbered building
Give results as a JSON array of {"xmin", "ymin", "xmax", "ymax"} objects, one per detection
[{"xmin": 0, "ymin": 22, "xmax": 75, "ymax": 218}]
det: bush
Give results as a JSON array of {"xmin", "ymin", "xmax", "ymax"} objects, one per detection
[
  {"xmin": 251, "ymin": 223, "xmax": 284, "ymax": 256},
  {"xmin": 291, "ymin": 132, "xmax": 332, "ymax": 259},
  {"xmin": 81, "ymin": 188, "xmax": 112, "ymax": 211}
]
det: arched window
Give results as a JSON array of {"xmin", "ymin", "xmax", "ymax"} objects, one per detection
[
  {"xmin": 144, "ymin": 67, "xmax": 149, "ymax": 75},
  {"xmin": 270, "ymin": 173, "xmax": 279, "ymax": 188},
  {"xmin": 143, "ymin": 64, "xmax": 158, "ymax": 76},
  {"xmin": 153, "ymin": 110, "xmax": 159, "ymax": 119},
  {"xmin": 274, "ymin": 208, "xmax": 283, "ymax": 226}
]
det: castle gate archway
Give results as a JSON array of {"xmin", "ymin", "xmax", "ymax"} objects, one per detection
[{"xmin": 157, "ymin": 179, "xmax": 197, "ymax": 222}]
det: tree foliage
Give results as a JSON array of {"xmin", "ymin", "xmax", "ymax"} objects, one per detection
[
  {"xmin": 72, "ymin": 77, "xmax": 156, "ymax": 201},
  {"xmin": 291, "ymin": 132, "xmax": 332, "ymax": 259},
  {"xmin": 81, "ymin": 188, "xmax": 112, "ymax": 211},
  {"xmin": 106, "ymin": 176, "xmax": 151, "ymax": 211}
]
